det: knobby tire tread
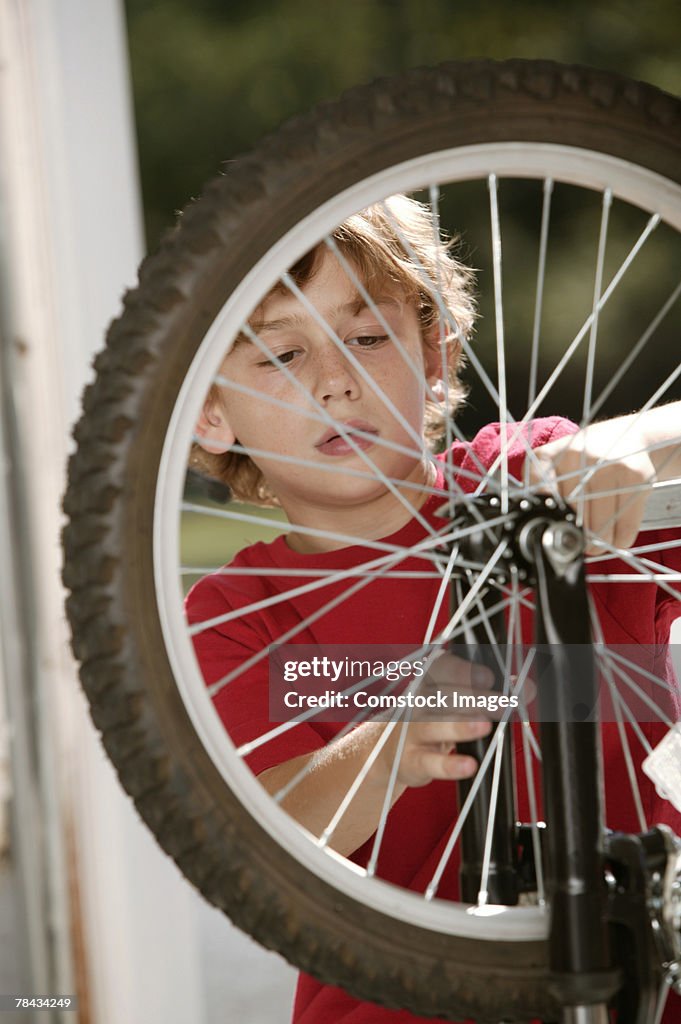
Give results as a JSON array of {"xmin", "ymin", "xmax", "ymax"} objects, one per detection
[{"xmin": 62, "ymin": 60, "xmax": 681, "ymax": 1022}]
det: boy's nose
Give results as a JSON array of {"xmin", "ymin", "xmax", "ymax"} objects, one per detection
[{"xmin": 315, "ymin": 347, "xmax": 360, "ymax": 403}]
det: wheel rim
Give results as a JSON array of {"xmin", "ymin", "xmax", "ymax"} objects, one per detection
[{"xmin": 154, "ymin": 141, "xmax": 681, "ymax": 942}]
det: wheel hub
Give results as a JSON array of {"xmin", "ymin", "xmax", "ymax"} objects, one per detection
[{"xmin": 445, "ymin": 492, "xmax": 584, "ymax": 585}]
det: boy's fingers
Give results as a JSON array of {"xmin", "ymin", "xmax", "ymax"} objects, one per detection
[
  {"xmin": 612, "ymin": 487, "xmax": 647, "ymax": 551},
  {"xmin": 416, "ymin": 720, "xmax": 492, "ymax": 744},
  {"xmin": 581, "ymin": 489, "xmax": 617, "ymax": 555},
  {"xmin": 528, "ymin": 454, "xmax": 558, "ymax": 495},
  {"xmin": 580, "ymin": 471, "xmax": 647, "ymax": 555},
  {"xmin": 422, "ymin": 652, "xmax": 494, "ymax": 690},
  {"xmin": 411, "ymin": 750, "xmax": 479, "ymax": 783}
]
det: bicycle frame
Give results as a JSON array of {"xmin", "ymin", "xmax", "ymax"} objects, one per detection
[{"xmin": 452, "ymin": 496, "xmax": 667, "ymax": 1023}]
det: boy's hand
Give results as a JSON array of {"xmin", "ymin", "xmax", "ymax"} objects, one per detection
[
  {"xmin": 378, "ymin": 652, "xmax": 494, "ymax": 788},
  {"xmin": 530, "ymin": 417, "xmax": 655, "ymax": 556},
  {"xmin": 388, "ymin": 716, "xmax": 493, "ymax": 787}
]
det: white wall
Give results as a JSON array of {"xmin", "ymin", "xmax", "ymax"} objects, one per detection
[{"xmin": 0, "ymin": 1, "xmax": 295, "ymax": 1021}]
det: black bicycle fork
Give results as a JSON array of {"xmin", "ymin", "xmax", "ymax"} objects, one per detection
[{"xmin": 449, "ymin": 494, "xmax": 665, "ymax": 1024}]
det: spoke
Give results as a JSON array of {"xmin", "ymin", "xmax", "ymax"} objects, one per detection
[
  {"xmin": 368, "ymin": 544, "xmax": 459, "ymax": 874},
  {"xmin": 192, "ymin": 435, "xmax": 523, "ymax": 545},
  {"xmin": 281, "ymin": 273, "xmax": 428, "ymax": 457},
  {"xmin": 183, "ymin": 566, "xmax": 447, "ymax": 580},
  {"xmin": 318, "ymin": 711, "xmax": 403, "ymax": 850},
  {"xmin": 189, "ymin": 512, "xmax": 527, "ymax": 641},
  {"xmin": 218, "ymin": 546, "xmax": 422, "ymax": 709},
  {"xmin": 323, "ymin": 234, "xmax": 442, "ymax": 407},
  {"xmin": 602, "ymin": 644, "xmax": 678, "ymax": 698},
  {"xmin": 587, "ymin": 574, "xmax": 681, "ymax": 582},
  {"xmin": 488, "ymin": 174, "xmax": 509, "ymax": 514},
  {"xmin": 445, "ymin": 590, "xmax": 534, "ymax": 645},
  {"xmin": 594, "ymin": 535, "xmax": 681, "ymax": 560},
  {"xmin": 189, "ymin": 539, "xmax": 447, "ymax": 638},
  {"xmin": 426, "ymin": 722, "xmax": 505, "ymax": 902},
  {"xmin": 532, "ymin": 208, "xmax": 660, "ymax": 423},
  {"xmin": 240, "ymin": 587, "xmax": 536, "ymax": 761},
  {"xmin": 220, "ymin": 440, "xmax": 443, "ymax": 494},
  {"xmin": 327, "ymin": 233, "xmax": 501, "ymax": 542},
  {"xmin": 439, "ymin": 542, "xmax": 509, "ymax": 643},
  {"xmin": 520, "ymin": 718, "xmax": 545, "ymax": 902},
  {"xmin": 425, "ymin": 544, "xmax": 460, "ymax": 646},
  {"xmin": 367, "ymin": 714, "xmax": 412, "ymax": 877},
  {"xmin": 377, "ymin": 199, "xmax": 560, "ymax": 503},
  {"xmin": 609, "ymin": 687, "xmax": 655, "ymax": 755},
  {"xmin": 651, "ymin": 976, "xmax": 673, "ymax": 1024},
  {"xmin": 576, "ymin": 187, "xmax": 612, "ymax": 530},
  {"xmin": 489, "ymin": 579, "xmax": 536, "ymax": 616},
  {"xmin": 183, "ymin": 501, "xmax": 452, "ymax": 570},
  {"xmin": 611, "ymin": 687, "xmax": 648, "ymax": 830},
  {"xmin": 429, "ymin": 183, "xmax": 456, "ymax": 489},
  {"xmin": 521, "ymin": 436, "xmax": 681, "ymax": 495},
  {"xmin": 468, "ymin": 572, "xmax": 522, "ymax": 684},
  {"xmin": 477, "ymin": 722, "xmax": 508, "ymax": 906},
  {"xmin": 550, "ymin": 476, "xmax": 668, "ymax": 508},
  {"xmin": 378, "ymin": 200, "xmax": 503, "ymax": 412},
  {"xmin": 527, "ymin": 178, "xmax": 553, "ymax": 414},
  {"xmin": 278, "ymin": 594, "xmax": 535, "ymax": 814},
  {"xmin": 239, "ymin": 635, "xmax": 435, "ymax": 759},
  {"xmin": 212, "ymin": 372, "xmax": 518, "ymax": 508},
  {"xmin": 570, "ymin": 414, "xmax": 681, "ymax": 512},
  {"xmin": 589, "ymin": 274, "xmax": 680, "ymax": 420},
  {"xmin": 511, "ymin": 590, "xmax": 545, "ymax": 897},
  {"xmin": 242, "ymin": 324, "xmax": 439, "ymax": 537},
  {"xmin": 477, "ymin": 583, "xmax": 521, "ymax": 905},
  {"xmin": 272, "ymin": 648, "xmax": 438, "ymax": 805},
  {"xmin": 486, "ymin": 210, "xmax": 663, "ymax": 489},
  {"xmin": 584, "ymin": 532, "xmax": 681, "ymax": 603},
  {"xmin": 597, "ymin": 648, "xmax": 674, "ymax": 729},
  {"xmin": 590, "ymin": 602, "xmax": 647, "ymax": 831},
  {"xmin": 425, "ymin": 655, "xmax": 535, "ymax": 901},
  {"xmin": 213, "ymin": 374, "xmax": 427, "ymax": 464},
  {"xmin": 582, "ymin": 188, "xmax": 612, "ymax": 426},
  {"xmin": 325, "ymin": 207, "xmax": 521, "ymax": 534}
]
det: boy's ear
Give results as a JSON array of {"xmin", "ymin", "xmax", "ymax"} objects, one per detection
[
  {"xmin": 422, "ymin": 323, "xmax": 462, "ymax": 389},
  {"xmin": 422, "ymin": 323, "xmax": 448, "ymax": 386},
  {"xmin": 195, "ymin": 396, "xmax": 235, "ymax": 454},
  {"xmin": 429, "ymin": 379, "xmax": 448, "ymax": 403}
]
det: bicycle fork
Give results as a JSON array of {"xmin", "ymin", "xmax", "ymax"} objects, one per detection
[
  {"xmin": 451, "ymin": 496, "xmax": 620, "ymax": 1022},
  {"xmin": 531, "ymin": 518, "xmax": 618, "ymax": 1022}
]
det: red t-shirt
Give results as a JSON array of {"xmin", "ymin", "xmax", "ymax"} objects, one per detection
[{"xmin": 187, "ymin": 417, "xmax": 681, "ymax": 1023}]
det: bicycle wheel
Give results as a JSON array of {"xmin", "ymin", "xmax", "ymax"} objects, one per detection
[{"xmin": 63, "ymin": 59, "xmax": 681, "ymax": 1022}]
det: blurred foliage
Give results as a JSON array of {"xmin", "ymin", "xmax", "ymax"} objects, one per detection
[
  {"xmin": 124, "ymin": 0, "xmax": 680, "ymax": 460},
  {"xmin": 124, "ymin": 0, "xmax": 681, "ymax": 248},
  {"xmin": 181, "ymin": 504, "xmax": 286, "ymax": 592}
]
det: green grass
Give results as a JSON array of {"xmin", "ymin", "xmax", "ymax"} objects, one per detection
[{"xmin": 180, "ymin": 502, "xmax": 287, "ymax": 592}]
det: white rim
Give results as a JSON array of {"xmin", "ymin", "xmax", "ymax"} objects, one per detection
[{"xmin": 153, "ymin": 142, "xmax": 681, "ymax": 942}]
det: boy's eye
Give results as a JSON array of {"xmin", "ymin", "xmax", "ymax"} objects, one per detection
[
  {"xmin": 345, "ymin": 334, "xmax": 389, "ymax": 348},
  {"xmin": 258, "ymin": 349, "xmax": 299, "ymax": 367}
]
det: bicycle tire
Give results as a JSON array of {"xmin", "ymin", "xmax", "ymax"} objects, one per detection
[{"xmin": 62, "ymin": 59, "xmax": 681, "ymax": 1022}]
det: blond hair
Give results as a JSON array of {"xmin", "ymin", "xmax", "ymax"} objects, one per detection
[{"xmin": 191, "ymin": 195, "xmax": 476, "ymax": 505}]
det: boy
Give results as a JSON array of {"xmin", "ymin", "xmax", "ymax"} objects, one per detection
[{"xmin": 187, "ymin": 195, "xmax": 681, "ymax": 1022}]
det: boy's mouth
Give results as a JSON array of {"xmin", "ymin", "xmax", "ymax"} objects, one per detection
[{"xmin": 315, "ymin": 420, "xmax": 379, "ymax": 457}]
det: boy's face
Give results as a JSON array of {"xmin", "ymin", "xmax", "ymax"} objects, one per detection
[{"xmin": 199, "ymin": 250, "xmax": 440, "ymax": 521}]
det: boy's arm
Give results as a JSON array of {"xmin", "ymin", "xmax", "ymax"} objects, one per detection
[
  {"xmin": 531, "ymin": 400, "xmax": 681, "ymax": 554},
  {"xmin": 637, "ymin": 401, "xmax": 681, "ymax": 481},
  {"xmin": 259, "ymin": 716, "xmax": 491, "ymax": 858}
]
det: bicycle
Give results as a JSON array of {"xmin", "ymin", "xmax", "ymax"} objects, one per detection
[{"xmin": 63, "ymin": 60, "xmax": 681, "ymax": 1023}]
